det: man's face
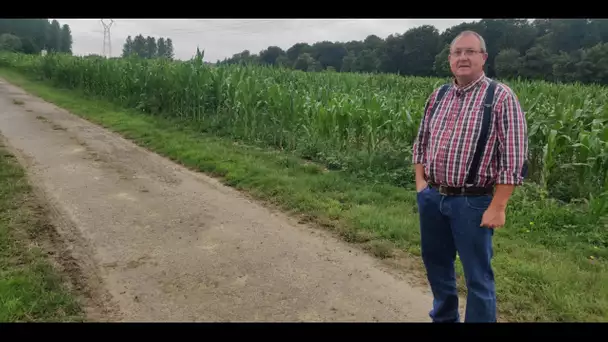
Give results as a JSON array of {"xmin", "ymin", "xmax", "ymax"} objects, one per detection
[{"xmin": 448, "ymin": 34, "xmax": 487, "ymax": 80}]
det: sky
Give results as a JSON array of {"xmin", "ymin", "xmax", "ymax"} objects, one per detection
[{"xmin": 54, "ymin": 19, "xmax": 479, "ymax": 62}]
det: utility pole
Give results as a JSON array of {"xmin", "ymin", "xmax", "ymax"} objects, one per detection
[{"xmin": 100, "ymin": 19, "xmax": 114, "ymax": 58}]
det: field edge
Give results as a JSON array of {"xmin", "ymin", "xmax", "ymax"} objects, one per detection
[{"xmin": 0, "ymin": 135, "xmax": 88, "ymax": 322}]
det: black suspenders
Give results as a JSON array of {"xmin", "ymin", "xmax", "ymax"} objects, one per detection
[{"xmin": 466, "ymin": 80, "xmax": 497, "ymax": 186}]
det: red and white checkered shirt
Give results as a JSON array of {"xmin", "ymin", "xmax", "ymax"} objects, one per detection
[{"xmin": 412, "ymin": 74, "xmax": 528, "ymax": 188}]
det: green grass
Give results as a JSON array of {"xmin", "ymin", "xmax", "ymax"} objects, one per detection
[
  {"xmin": 0, "ymin": 68, "xmax": 606, "ymax": 322},
  {"xmin": 0, "ymin": 139, "xmax": 84, "ymax": 322}
]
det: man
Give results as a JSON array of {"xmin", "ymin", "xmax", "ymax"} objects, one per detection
[{"xmin": 412, "ymin": 30, "xmax": 528, "ymax": 323}]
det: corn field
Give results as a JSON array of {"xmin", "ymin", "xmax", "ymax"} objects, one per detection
[{"xmin": 0, "ymin": 52, "xmax": 606, "ymax": 216}]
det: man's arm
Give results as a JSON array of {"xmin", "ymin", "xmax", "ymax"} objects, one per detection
[
  {"xmin": 412, "ymin": 90, "xmax": 438, "ymax": 192},
  {"xmin": 415, "ymin": 164, "xmax": 427, "ymax": 192},
  {"xmin": 483, "ymin": 88, "xmax": 528, "ymax": 227},
  {"xmin": 494, "ymin": 88, "xmax": 528, "ymax": 200}
]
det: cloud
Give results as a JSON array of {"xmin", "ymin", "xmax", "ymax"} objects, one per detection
[{"xmin": 54, "ymin": 19, "xmax": 479, "ymax": 62}]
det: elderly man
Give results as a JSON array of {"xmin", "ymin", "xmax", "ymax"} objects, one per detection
[{"xmin": 412, "ymin": 30, "xmax": 528, "ymax": 323}]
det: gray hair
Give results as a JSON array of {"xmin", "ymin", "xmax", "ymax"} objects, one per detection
[{"xmin": 450, "ymin": 30, "xmax": 487, "ymax": 53}]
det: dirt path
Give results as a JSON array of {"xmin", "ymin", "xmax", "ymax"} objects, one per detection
[{"xmin": 0, "ymin": 78, "xmax": 434, "ymax": 322}]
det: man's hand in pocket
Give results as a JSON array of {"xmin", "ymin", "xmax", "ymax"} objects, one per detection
[{"xmin": 416, "ymin": 181, "xmax": 428, "ymax": 193}]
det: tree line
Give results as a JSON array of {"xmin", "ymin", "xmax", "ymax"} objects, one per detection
[
  {"xmin": 0, "ymin": 19, "xmax": 72, "ymax": 55},
  {"xmin": 122, "ymin": 34, "xmax": 174, "ymax": 59},
  {"xmin": 216, "ymin": 19, "xmax": 608, "ymax": 85}
]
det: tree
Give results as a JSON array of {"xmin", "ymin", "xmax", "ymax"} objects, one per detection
[
  {"xmin": 145, "ymin": 36, "xmax": 157, "ymax": 58},
  {"xmin": 433, "ymin": 44, "xmax": 451, "ymax": 77},
  {"xmin": 164, "ymin": 38, "xmax": 174, "ymax": 59},
  {"xmin": 494, "ymin": 49, "xmax": 521, "ymax": 79},
  {"xmin": 552, "ymin": 51, "xmax": 580, "ymax": 83},
  {"xmin": 479, "ymin": 19, "xmax": 537, "ymax": 76},
  {"xmin": 286, "ymin": 42, "xmax": 311, "ymax": 62},
  {"xmin": 122, "ymin": 35, "xmax": 133, "ymax": 57},
  {"xmin": 379, "ymin": 33, "xmax": 405, "ymax": 74},
  {"xmin": 157, "ymin": 37, "xmax": 167, "ymax": 58},
  {"xmin": 0, "ymin": 33, "xmax": 22, "ymax": 52},
  {"xmin": 399, "ymin": 25, "xmax": 442, "ymax": 76},
  {"xmin": 132, "ymin": 34, "xmax": 147, "ymax": 58},
  {"xmin": 275, "ymin": 55, "xmax": 290, "ymax": 68},
  {"xmin": 60, "ymin": 24, "xmax": 72, "ymax": 54},
  {"xmin": 46, "ymin": 19, "xmax": 61, "ymax": 52},
  {"xmin": 121, "ymin": 35, "xmax": 174, "ymax": 59},
  {"xmin": 353, "ymin": 49, "xmax": 381, "ymax": 73},
  {"xmin": 576, "ymin": 43, "xmax": 608, "ymax": 84},
  {"xmin": 259, "ymin": 46, "xmax": 285, "ymax": 65},
  {"xmin": 344, "ymin": 40, "xmax": 365, "ymax": 56},
  {"xmin": 519, "ymin": 45, "xmax": 553, "ymax": 80},
  {"xmin": 363, "ymin": 34, "xmax": 384, "ymax": 50},
  {"xmin": 111, "ymin": 18, "xmax": 608, "ymax": 85},
  {"xmin": 0, "ymin": 19, "xmax": 71, "ymax": 55},
  {"xmin": 311, "ymin": 41, "xmax": 347, "ymax": 71},
  {"xmin": 341, "ymin": 51, "xmax": 357, "ymax": 72},
  {"xmin": 293, "ymin": 53, "xmax": 314, "ymax": 71},
  {"xmin": 308, "ymin": 59, "xmax": 322, "ymax": 72}
]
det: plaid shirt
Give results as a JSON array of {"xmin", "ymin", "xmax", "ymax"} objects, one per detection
[{"xmin": 412, "ymin": 74, "xmax": 528, "ymax": 188}]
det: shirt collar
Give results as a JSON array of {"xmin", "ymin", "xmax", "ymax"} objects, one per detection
[{"xmin": 452, "ymin": 73, "xmax": 486, "ymax": 94}]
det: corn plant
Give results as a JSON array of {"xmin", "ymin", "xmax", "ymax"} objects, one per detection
[{"xmin": 0, "ymin": 52, "xmax": 606, "ymax": 219}]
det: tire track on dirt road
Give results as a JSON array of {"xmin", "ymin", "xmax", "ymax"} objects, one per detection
[{"xmin": 0, "ymin": 78, "xmax": 434, "ymax": 322}]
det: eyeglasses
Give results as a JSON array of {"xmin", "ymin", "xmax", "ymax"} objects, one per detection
[{"xmin": 449, "ymin": 49, "xmax": 483, "ymax": 57}]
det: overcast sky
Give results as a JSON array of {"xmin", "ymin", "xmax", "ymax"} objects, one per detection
[{"xmin": 54, "ymin": 19, "xmax": 479, "ymax": 62}]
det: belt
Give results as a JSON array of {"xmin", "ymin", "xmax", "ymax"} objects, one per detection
[{"xmin": 428, "ymin": 182, "xmax": 494, "ymax": 196}]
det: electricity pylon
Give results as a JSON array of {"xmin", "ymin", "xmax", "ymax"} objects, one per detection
[{"xmin": 100, "ymin": 19, "xmax": 114, "ymax": 58}]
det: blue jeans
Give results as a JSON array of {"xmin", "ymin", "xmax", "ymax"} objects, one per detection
[{"xmin": 416, "ymin": 185, "xmax": 496, "ymax": 323}]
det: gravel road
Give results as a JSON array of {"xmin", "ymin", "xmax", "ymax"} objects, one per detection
[{"xmin": 0, "ymin": 78, "xmax": 434, "ymax": 322}]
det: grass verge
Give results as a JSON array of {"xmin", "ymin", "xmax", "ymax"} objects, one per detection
[
  {"xmin": 0, "ymin": 139, "xmax": 83, "ymax": 322},
  {"xmin": 0, "ymin": 68, "xmax": 606, "ymax": 322}
]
